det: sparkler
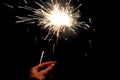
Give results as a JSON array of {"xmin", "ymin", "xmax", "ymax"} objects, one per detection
[
  {"xmin": 15, "ymin": 0, "xmax": 90, "ymax": 64},
  {"xmin": 39, "ymin": 51, "xmax": 44, "ymax": 64}
]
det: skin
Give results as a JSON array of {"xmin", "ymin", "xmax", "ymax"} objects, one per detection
[{"xmin": 30, "ymin": 61, "xmax": 56, "ymax": 80}]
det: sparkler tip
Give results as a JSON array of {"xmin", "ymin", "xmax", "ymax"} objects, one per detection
[{"xmin": 15, "ymin": 0, "xmax": 90, "ymax": 39}]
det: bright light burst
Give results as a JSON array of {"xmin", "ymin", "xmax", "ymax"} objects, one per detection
[
  {"xmin": 14, "ymin": 0, "xmax": 91, "ymax": 63},
  {"xmin": 16, "ymin": 0, "xmax": 90, "ymax": 40},
  {"xmin": 48, "ymin": 7, "xmax": 73, "ymax": 27}
]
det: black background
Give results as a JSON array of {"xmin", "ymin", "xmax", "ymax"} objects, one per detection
[{"xmin": 0, "ymin": 0, "xmax": 97, "ymax": 80}]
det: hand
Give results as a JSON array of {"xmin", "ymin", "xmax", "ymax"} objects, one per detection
[{"xmin": 30, "ymin": 61, "xmax": 56, "ymax": 80}]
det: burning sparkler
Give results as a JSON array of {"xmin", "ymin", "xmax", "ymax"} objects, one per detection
[{"xmin": 15, "ymin": 0, "xmax": 90, "ymax": 64}]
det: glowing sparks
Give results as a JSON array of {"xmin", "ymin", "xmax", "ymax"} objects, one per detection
[
  {"xmin": 48, "ymin": 8, "xmax": 73, "ymax": 27},
  {"xmin": 14, "ymin": 0, "xmax": 90, "ymax": 63},
  {"xmin": 16, "ymin": 0, "xmax": 90, "ymax": 40}
]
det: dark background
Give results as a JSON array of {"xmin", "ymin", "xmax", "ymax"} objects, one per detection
[{"xmin": 0, "ymin": 0, "xmax": 96, "ymax": 80}]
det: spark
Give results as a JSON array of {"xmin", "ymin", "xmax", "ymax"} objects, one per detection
[
  {"xmin": 23, "ymin": 0, "xmax": 28, "ymax": 4},
  {"xmin": 16, "ymin": 0, "xmax": 90, "ymax": 40},
  {"xmin": 3, "ymin": 3, "xmax": 14, "ymax": 8},
  {"xmin": 15, "ymin": 0, "xmax": 90, "ymax": 63}
]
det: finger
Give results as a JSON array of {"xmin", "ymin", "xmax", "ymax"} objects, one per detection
[
  {"xmin": 43, "ymin": 63, "xmax": 56, "ymax": 74},
  {"xmin": 32, "ymin": 61, "xmax": 56, "ymax": 71},
  {"xmin": 39, "ymin": 61, "xmax": 56, "ymax": 68}
]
